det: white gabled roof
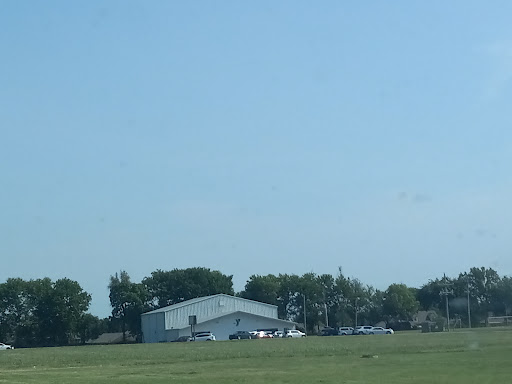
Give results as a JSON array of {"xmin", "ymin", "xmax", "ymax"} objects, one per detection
[{"xmin": 142, "ymin": 293, "xmax": 277, "ymax": 316}]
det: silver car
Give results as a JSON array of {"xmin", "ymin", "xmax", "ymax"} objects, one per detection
[
  {"xmin": 338, "ymin": 327, "xmax": 354, "ymax": 335},
  {"xmin": 193, "ymin": 332, "xmax": 216, "ymax": 341},
  {"xmin": 369, "ymin": 327, "xmax": 394, "ymax": 335},
  {"xmin": 354, "ymin": 326, "xmax": 374, "ymax": 335},
  {"xmin": 285, "ymin": 330, "xmax": 306, "ymax": 338}
]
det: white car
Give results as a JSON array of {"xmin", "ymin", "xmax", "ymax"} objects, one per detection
[
  {"xmin": 285, "ymin": 330, "xmax": 306, "ymax": 338},
  {"xmin": 262, "ymin": 331, "xmax": 274, "ymax": 338},
  {"xmin": 369, "ymin": 327, "xmax": 394, "ymax": 335},
  {"xmin": 193, "ymin": 332, "xmax": 216, "ymax": 341},
  {"xmin": 354, "ymin": 326, "xmax": 374, "ymax": 335},
  {"xmin": 273, "ymin": 331, "xmax": 284, "ymax": 338},
  {"xmin": 0, "ymin": 343, "xmax": 14, "ymax": 350},
  {"xmin": 250, "ymin": 331, "xmax": 273, "ymax": 339},
  {"xmin": 338, "ymin": 327, "xmax": 354, "ymax": 335}
]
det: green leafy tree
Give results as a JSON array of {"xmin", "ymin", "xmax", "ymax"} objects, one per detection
[
  {"xmin": 0, "ymin": 277, "xmax": 90, "ymax": 347},
  {"xmin": 275, "ymin": 274, "xmax": 303, "ymax": 321},
  {"xmin": 366, "ymin": 289, "xmax": 386, "ymax": 325},
  {"xmin": 455, "ymin": 267, "xmax": 502, "ymax": 325},
  {"xmin": 109, "ymin": 271, "xmax": 149, "ymax": 342},
  {"xmin": 294, "ymin": 273, "xmax": 324, "ymax": 333},
  {"xmin": 418, "ymin": 267, "xmax": 505, "ymax": 327},
  {"xmin": 382, "ymin": 284, "xmax": 419, "ymax": 321},
  {"xmin": 143, "ymin": 267, "xmax": 234, "ymax": 308},
  {"xmin": 316, "ymin": 273, "xmax": 340, "ymax": 328},
  {"xmin": 240, "ymin": 269, "xmax": 382, "ymax": 331},
  {"xmin": 332, "ymin": 274, "xmax": 376, "ymax": 327},
  {"xmin": 0, "ymin": 278, "xmax": 32, "ymax": 344},
  {"xmin": 240, "ymin": 274, "xmax": 280, "ymax": 306},
  {"xmin": 418, "ymin": 277, "xmax": 447, "ymax": 311},
  {"xmin": 30, "ymin": 278, "xmax": 91, "ymax": 346},
  {"xmin": 77, "ymin": 313, "xmax": 106, "ymax": 344},
  {"xmin": 495, "ymin": 276, "xmax": 512, "ymax": 316},
  {"xmin": 332, "ymin": 269, "xmax": 353, "ymax": 326}
]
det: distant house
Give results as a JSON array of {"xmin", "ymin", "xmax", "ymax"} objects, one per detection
[
  {"xmin": 86, "ymin": 332, "xmax": 136, "ymax": 345},
  {"xmin": 412, "ymin": 310, "xmax": 437, "ymax": 326}
]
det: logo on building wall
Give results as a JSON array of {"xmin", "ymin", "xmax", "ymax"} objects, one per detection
[{"xmin": 235, "ymin": 318, "xmax": 241, "ymax": 326}]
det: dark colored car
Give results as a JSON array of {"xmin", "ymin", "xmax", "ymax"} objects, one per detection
[
  {"xmin": 229, "ymin": 331, "xmax": 254, "ymax": 340},
  {"xmin": 171, "ymin": 336, "xmax": 192, "ymax": 342},
  {"xmin": 320, "ymin": 327, "xmax": 338, "ymax": 336}
]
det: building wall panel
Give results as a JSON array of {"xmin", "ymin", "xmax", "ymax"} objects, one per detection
[
  {"xmin": 141, "ymin": 312, "xmax": 166, "ymax": 343},
  {"xmin": 164, "ymin": 295, "xmax": 277, "ymax": 330},
  {"xmin": 194, "ymin": 312, "xmax": 295, "ymax": 341}
]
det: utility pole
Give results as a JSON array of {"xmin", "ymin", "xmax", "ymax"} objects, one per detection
[
  {"xmin": 439, "ymin": 274, "xmax": 454, "ymax": 331},
  {"xmin": 303, "ymin": 294, "xmax": 307, "ymax": 334},
  {"xmin": 323, "ymin": 291, "xmax": 329, "ymax": 327},
  {"xmin": 466, "ymin": 278, "xmax": 472, "ymax": 329},
  {"xmin": 354, "ymin": 297, "xmax": 359, "ymax": 328}
]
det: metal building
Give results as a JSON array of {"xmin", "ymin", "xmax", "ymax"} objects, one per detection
[{"xmin": 141, "ymin": 293, "xmax": 296, "ymax": 342}]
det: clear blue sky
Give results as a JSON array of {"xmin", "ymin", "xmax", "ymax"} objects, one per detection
[{"xmin": 2, "ymin": 1, "xmax": 511, "ymax": 318}]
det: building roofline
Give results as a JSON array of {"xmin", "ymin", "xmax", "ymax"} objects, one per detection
[{"xmin": 141, "ymin": 293, "xmax": 278, "ymax": 316}]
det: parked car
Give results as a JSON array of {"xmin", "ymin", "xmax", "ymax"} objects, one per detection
[
  {"xmin": 338, "ymin": 327, "xmax": 354, "ymax": 335},
  {"xmin": 369, "ymin": 327, "xmax": 394, "ymax": 335},
  {"xmin": 193, "ymin": 332, "xmax": 216, "ymax": 341},
  {"xmin": 320, "ymin": 327, "xmax": 338, "ymax": 336},
  {"xmin": 273, "ymin": 331, "xmax": 284, "ymax": 338},
  {"xmin": 251, "ymin": 330, "xmax": 262, "ymax": 339},
  {"xmin": 0, "ymin": 343, "xmax": 14, "ymax": 350},
  {"xmin": 229, "ymin": 331, "xmax": 254, "ymax": 340},
  {"xmin": 261, "ymin": 331, "xmax": 274, "ymax": 338},
  {"xmin": 171, "ymin": 336, "xmax": 192, "ymax": 342},
  {"xmin": 354, "ymin": 326, "xmax": 374, "ymax": 335},
  {"xmin": 252, "ymin": 330, "xmax": 272, "ymax": 339},
  {"xmin": 285, "ymin": 330, "xmax": 306, "ymax": 338}
]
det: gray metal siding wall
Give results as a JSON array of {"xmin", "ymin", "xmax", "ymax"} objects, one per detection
[
  {"xmin": 165, "ymin": 329, "xmax": 179, "ymax": 342},
  {"xmin": 196, "ymin": 312, "xmax": 295, "ymax": 341},
  {"xmin": 165, "ymin": 295, "xmax": 277, "ymax": 330},
  {"xmin": 141, "ymin": 312, "xmax": 167, "ymax": 343}
]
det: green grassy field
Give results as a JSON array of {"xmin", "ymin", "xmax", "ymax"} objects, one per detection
[{"xmin": 1, "ymin": 328, "xmax": 511, "ymax": 384}]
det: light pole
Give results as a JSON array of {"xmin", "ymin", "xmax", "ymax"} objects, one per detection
[
  {"xmin": 354, "ymin": 297, "xmax": 359, "ymax": 328},
  {"xmin": 303, "ymin": 294, "xmax": 307, "ymax": 334},
  {"xmin": 323, "ymin": 291, "xmax": 329, "ymax": 327},
  {"xmin": 466, "ymin": 278, "xmax": 471, "ymax": 329}
]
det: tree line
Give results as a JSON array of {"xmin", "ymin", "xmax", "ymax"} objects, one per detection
[
  {"xmin": 0, "ymin": 278, "xmax": 92, "ymax": 347},
  {"xmin": 1, "ymin": 266, "xmax": 511, "ymax": 346}
]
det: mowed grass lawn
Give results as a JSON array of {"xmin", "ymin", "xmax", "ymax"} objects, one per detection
[{"xmin": 1, "ymin": 328, "xmax": 511, "ymax": 384}]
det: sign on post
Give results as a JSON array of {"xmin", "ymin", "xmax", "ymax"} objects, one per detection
[{"xmin": 189, "ymin": 315, "xmax": 197, "ymax": 339}]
